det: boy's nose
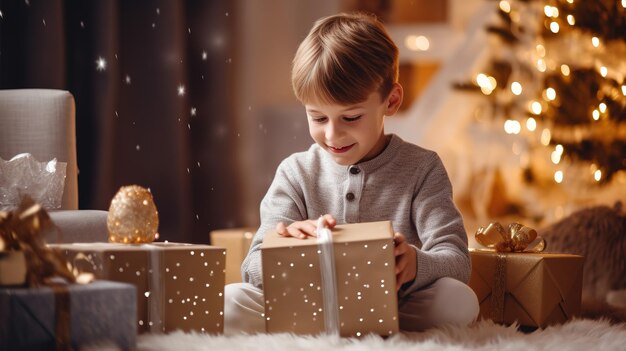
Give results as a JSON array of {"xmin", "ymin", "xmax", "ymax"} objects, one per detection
[{"xmin": 325, "ymin": 121, "xmax": 343, "ymax": 140}]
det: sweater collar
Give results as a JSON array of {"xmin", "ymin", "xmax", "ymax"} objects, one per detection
[{"xmin": 321, "ymin": 134, "xmax": 402, "ymax": 176}]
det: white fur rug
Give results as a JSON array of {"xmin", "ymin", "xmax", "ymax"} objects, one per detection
[{"xmin": 136, "ymin": 319, "xmax": 626, "ymax": 351}]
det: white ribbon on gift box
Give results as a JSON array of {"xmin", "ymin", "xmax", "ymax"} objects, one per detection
[
  {"xmin": 316, "ymin": 217, "xmax": 340, "ymax": 336},
  {"xmin": 144, "ymin": 244, "xmax": 165, "ymax": 333}
]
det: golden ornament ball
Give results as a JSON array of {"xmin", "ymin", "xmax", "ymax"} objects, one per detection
[{"xmin": 107, "ymin": 185, "xmax": 159, "ymax": 243}]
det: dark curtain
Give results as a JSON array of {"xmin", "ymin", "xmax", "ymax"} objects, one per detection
[{"xmin": 0, "ymin": 0, "xmax": 242, "ymax": 243}]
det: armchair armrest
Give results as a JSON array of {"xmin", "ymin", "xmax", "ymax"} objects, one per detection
[{"xmin": 48, "ymin": 210, "xmax": 109, "ymax": 243}]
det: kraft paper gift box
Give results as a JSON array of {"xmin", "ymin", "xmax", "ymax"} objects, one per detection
[
  {"xmin": 0, "ymin": 250, "xmax": 27, "ymax": 286},
  {"xmin": 469, "ymin": 251, "xmax": 584, "ymax": 327},
  {"xmin": 261, "ymin": 221, "xmax": 399, "ymax": 337},
  {"xmin": 49, "ymin": 242, "xmax": 226, "ymax": 334},
  {"xmin": 0, "ymin": 280, "xmax": 136, "ymax": 351},
  {"xmin": 209, "ymin": 227, "xmax": 255, "ymax": 284}
]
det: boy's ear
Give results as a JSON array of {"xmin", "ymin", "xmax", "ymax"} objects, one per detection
[{"xmin": 384, "ymin": 83, "xmax": 403, "ymax": 116}]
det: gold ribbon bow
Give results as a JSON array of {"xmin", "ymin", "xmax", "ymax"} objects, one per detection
[
  {"xmin": 0, "ymin": 196, "xmax": 80, "ymax": 286},
  {"xmin": 1, "ymin": 197, "xmax": 93, "ymax": 351},
  {"xmin": 475, "ymin": 222, "xmax": 546, "ymax": 253}
]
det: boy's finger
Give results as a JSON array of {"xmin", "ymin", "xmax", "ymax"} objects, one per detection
[
  {"xmin": 286, "ymin": 226, "xmax": 307, "ymax": 239},
  {"xmin": 393, "ymin": 233, "xmax": 405, "ymax": 246},
  {"xmin": 394, "ymin": 242, "xmax": 407, "ymax": 256},
  {"xmin": 300, "ymin": 221, "xmax": 317, "ymax": 237},
  {"xmin": 289, "ymin": 221, "xmax": 313, "ymax": 236},
  {"xmin": 276, "ymin": 222, "xmax": 287, "ymax": 236},
  {"xmin": 395, "ymin": 255, "xmax": 407, "ymax": 274},
  {"xmin": 322, "ymin": 214, "xmax": 337, "ymax": 228}
]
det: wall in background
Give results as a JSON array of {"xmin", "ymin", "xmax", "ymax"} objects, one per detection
[{"xmin": 232, "ymin": 0, "xmax": 485, "ymax": 229}]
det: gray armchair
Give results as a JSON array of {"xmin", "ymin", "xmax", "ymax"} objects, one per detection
[{"xmin": 0, "ymin": 89, "xmax": 108, "ymax": 242}]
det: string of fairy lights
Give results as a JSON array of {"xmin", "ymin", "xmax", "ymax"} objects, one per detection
[{"xmin": 455, "ymin": 0, "xmax": 626, "ymax": 186}]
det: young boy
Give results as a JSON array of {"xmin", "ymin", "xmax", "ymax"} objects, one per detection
[{"xmin": 224, "ymin": 12, "xmax": 478, "ymax": 334}]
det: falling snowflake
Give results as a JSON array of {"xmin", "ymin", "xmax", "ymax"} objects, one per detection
[
  {"xmin": 0, "ymin": 10, "xmax": 3, "ymax": 18},
  {"xmin": 96, "ymin": 57, "xmax": 107, "ymax": 71},
  {"xmin": 190, "ymin": 107, "xmax": 197, "ymax": 116},
  {"xmin": 125, "ymin": 75, "xmax": 131, "ymax": 84},
  {"xmin": 177, "ymin": 85, "xmax": 185, "ymax": 96},
  {"xmin": 202, "ymin": 51, "xmax": 207, "ymax": 60}
]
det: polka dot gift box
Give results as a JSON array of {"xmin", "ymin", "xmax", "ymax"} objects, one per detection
[
  {"xmin": 261, "ymin": 221, "xmax": 399, "ymax": 337},
  {"xmin": 49, "ymin": 243, "xmax": 226, "ymax": 334}
]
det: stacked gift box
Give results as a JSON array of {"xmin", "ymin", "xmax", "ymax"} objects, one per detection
[
  {"xmin": 49, "ymin": 242, "xmax": 226, "ymax": 334},
  {"xmin": 0, "ymin": 199, "xmax": 137, "ymax": 350},
  {"xmin": 0, "ymin": 281, "xmax": 137, "ymax": 350},
  {"xmin": 261, "ymin": 221, "xmax": 399, "ymax": 337}
]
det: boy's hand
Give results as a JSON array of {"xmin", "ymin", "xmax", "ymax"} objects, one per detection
[
  {"xmin": 394, "ymin": 232, "xmax": 417, "ymax": 291},
  {"xmin": 276, "ymin": 214, "xmax": 336, "ymax": 239}
]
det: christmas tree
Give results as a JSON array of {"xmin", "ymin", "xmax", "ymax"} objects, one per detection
[{"xmin": 455, "ymin": 0, "xmax": 626, "ymax": 223}]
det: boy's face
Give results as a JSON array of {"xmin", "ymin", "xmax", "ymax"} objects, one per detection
[{"xmin": 305, "ymin": 86, "xmax": 401, "ymax": 166}]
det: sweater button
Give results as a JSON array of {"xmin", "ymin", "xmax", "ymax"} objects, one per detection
[
  {"xmin": 349, "ymin": 166, "xmax": 360, "ymax": 175},
  {"xmin": 346, "ymin": 192, "xmax": 355, "ymax": 201}
]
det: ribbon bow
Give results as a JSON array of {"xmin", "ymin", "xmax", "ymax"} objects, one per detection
[
  {"xmin": 0, "ymin": 197, "xmax": 96, "ymax": 350},
  {"xmin": 0, "ymin": 196, "xmax": 92, "ymax": 286},
  {"xmin": 475, "ymin": 222, "xmax": 546, "ymax": 253}
]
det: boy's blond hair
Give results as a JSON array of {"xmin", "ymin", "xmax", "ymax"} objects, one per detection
[{"xmin": 292, "ymin": 12, "xmax": 399, "ymax": 105}]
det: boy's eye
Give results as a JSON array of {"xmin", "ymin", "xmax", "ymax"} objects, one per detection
[
  {"xmin": 311, "ymin": 116, "xmax": 327, "ymax": 123},
  {"xmin": 343, "ymin": 115, "xmax": 362, "ymax": 122}
]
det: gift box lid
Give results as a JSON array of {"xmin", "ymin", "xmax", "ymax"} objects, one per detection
[
  {"xmin": 49, "ymin": 242, "xmax": 223, "ymax": 252},
  {"xmin": 262, "ymin": 221, "xmax": 393, "ymax": 249}
]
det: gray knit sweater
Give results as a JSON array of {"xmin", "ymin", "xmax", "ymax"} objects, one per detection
[{"xmin": 241, "ymin": 134, "xmax": 470, "ymax": 296}]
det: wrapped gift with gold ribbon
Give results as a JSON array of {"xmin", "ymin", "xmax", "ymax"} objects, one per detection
[
  {"xmin": 0, "ymin": 197, "xmax": 136, "ymax": 351},
  {"xmin": 468, "ymin": 222, "xmax": 584, "ymax": 328}
]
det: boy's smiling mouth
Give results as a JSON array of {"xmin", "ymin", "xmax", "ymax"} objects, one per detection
[{"xmin": 327, "ymin": 143, "xmax": 356, "ymax": 153}]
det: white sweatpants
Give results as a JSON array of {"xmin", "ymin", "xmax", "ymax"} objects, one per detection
[{"xmin": 223, "ymin": 277, "xmax": 479, "ymax": 335}]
